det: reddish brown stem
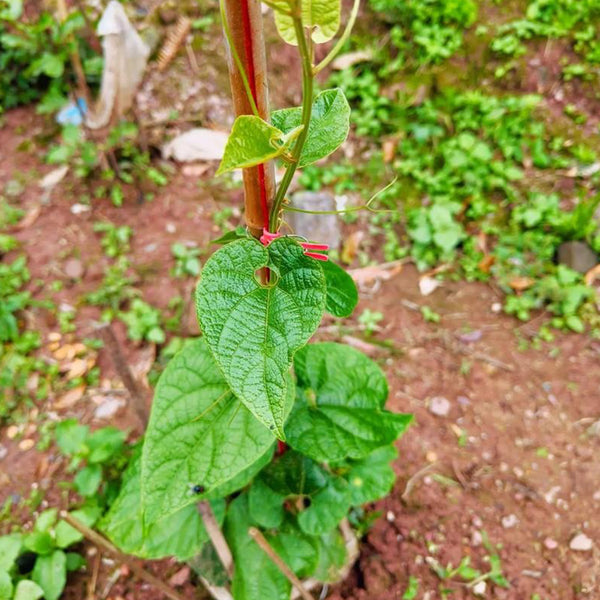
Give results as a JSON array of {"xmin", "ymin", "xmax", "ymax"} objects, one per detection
[{"xmin": 222, "ymin": 0, "xmax": 276, "ymax": 238}]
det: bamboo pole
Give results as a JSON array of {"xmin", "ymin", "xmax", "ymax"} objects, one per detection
[{"xmin": 222, "ymin": 0, "xmax": 276, "ymax": 238}]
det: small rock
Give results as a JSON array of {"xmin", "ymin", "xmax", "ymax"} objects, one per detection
[
  {"xmin": 502, "ymin": 514, "xmax": 518, "ymax": 529},
  {"xmin": 6, "ymin": 425, "xmax": 19, "ymax": 439},
  {"xmin": 166, "ymin": 223, "xmax": 176, "ymax": 234},
  {"xmin": 544, "ymin": 537, "xmax": 558, "ymax": 550},
  {"xmin": 94, "ymin": 397, "xmax": 126, "ymax": 420},
  {"xmin": 70, "ymin": 203, "xmax": 90, "ymax": 215},
  {"xmin": 386, "ymin": 511, "xmax": 395, "ymax": 522},
  {"xmin": 570, "ymin": 533, "xmax": 593, "ymax": 551},
  {"xmin": 419, "ymin": 276, "xmax": 441, "ymax": 297},
  {"xmin": 287, "ymin": 192, "xmax": 341, "ymax": 250},
  {"xmin": 557, "ymin": 241, "xmax": 598, "ymax": 274},
  {"xmin": 471, "ymin": 530, "xmax": 483, "ymax": 546},
  {"xmin": 491, "ymin": 302, "xmax": 502, "ymax": 313},
  {"xmin": 472, "ymin": 581, "xmax": 486, "ymax": 596},
  {"xmin": 64, "ymin": 257, "xmax": 84, "ymax": 280},
  {"xmin": 0, "ymin": 444, "xmax": 7, "ymax": 460},
  {"xmin": 168, "ymin": 566, "xmax": 190, "ymax": 587},
  {"xmin": 459, "ymin": 329, "xmax": 482, "ymax": 343},
  {"xmin": 429, "ymin": 396, "xmax": 451, "ymax": 417},
  {"xmin": 162, "ymin": 128, "xmax": 229, "ymax": 162}
]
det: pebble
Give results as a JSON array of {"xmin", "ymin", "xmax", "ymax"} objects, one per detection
[
  {"xmin": 544, "ymin": 537, "xmax": 558, "ymax": 550},
  {"xmin": 70, "ymin": 203, "xmax": 90, "ymax": 215},
  {"xmin": 0, "ymin": 444, "xmax": 7, "ymax": 461},
  {"xmin": 6, "ymin": 425, "xmax": 19, "ymax": 440},
  {"xmin": 429, "ymin": 396, "xmax": 451, "ymax": 417},
  {"xmin": 386, "ymin": 511, "xmax": 396, "ymax": 522},
  {"xmin": 472, "ymin": 581, "xmax": 486, "ymax": 596},
  {"xmin": 471, "ymin": 530, "xmax": 483, "ymax": 546},
  {"xmin": 502, "ymin": 514, "xmax": 519, "ymax": 529},
  {"xmin": 570, "ymin": 533, "xmax": 593, "ymax": 552},
  {"xmin": 491, "ymin": 302, "xmax": 503, "ymax": 313},
  {"xmin": 166, "ymin": 223, "xmax": 176, "ymax": 234},
  {"xmin": 64, "ymin": 258, "xmax": 84, "ymax": 279}
]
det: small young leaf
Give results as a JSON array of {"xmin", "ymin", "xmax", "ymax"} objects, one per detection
[
  {"xmin": 13, "ymin": 580, "xmax": 44, "ymax": 600},
  {"xmin": 273, "ymin": 0, "xmax": 341, "ymax": 45},
  {"xmin": 196, "ymin": 238, "xmax": 326, "ymax": 437},
  {"xmin": 65, "ymin": 553, "xmax": 86, "ymax": 572},
  {"xmin": 33, "ymin": 509, "xmax": 58, "ymax": 534},
  {"xmin": 74, "ymin": 464, "xmax": 102, "ymax": 497},
  {"xmin": 0, "ymin": 533, "xmax": 22, "ymax": 571},
  {"xmin": 32, "ymin": 550, "xmax": 67, "ymax": 600},
  {"xmin": 272, "ymin": 89, "xmax": 350, "ymax": 168},
  {"xmin": 216, "ymin": 116, "xmax": 287, "ymax": 175},
  {"xmin": 86, "ymin": 427, "xmax": 126, "ymax": 463},
  {"xmin": 55, "ymin": 506, "xmax": 102, "ymax": 549},
  {"xmin": 141, "ymin": 337, "xmax": 284, "ymax": 523},
  {"xmin": 225, "ymin": 495, "xmax": 291, "ymax": 600},
  {"xmin": 23, "ymin": 531, "xmax": 54, "ymax": 556},
  {"xmin": 212, "ymin": 226, "xmax": 250, "ymax": 245},
  {"xmin": 320, "ymin": 259, "xmax": 358, "ymax": 317},
  {"xmin": 0, "ymin": 570, "xmax": 13, "ymax": 599}
]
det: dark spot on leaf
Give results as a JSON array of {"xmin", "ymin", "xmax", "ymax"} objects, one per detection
[
  {"xmin": 303, "ymin": 497, "xmax": 312, "ymax": 508},
  {"xmin": 192, "ymin": 484, "xmax": 205, "ymax": 494}
]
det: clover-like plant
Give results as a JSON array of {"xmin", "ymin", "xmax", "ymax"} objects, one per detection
[{"xmin": 100, "ymin": 1, "xmax": 412, "ymax": 597}]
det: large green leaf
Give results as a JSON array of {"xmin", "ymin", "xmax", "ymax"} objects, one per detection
[
  {"xmin": 273, "ymin": 0, "xmax": 341, "ymax": 45},
  {"xmin": 0, "ymin": 533, "xmax": 22, "ymax": 571},
  {"xmin": 286, "ymin": 343, "xmax": 411, "ymax": 462},
  {"xmin": 32, "ymin": 550, "xmax": 66, "ymax": 600},
  {"xmin": 216, "ymin": 116, "xmax": 298, "ymax": 175},
  {"xmin": 141, "ymin": 337, "xmax": 283, "ymax": 523},
  {"xmin": 340, "ymin": 446, "xmax": 399, "ymax": 505},
  {"xmin": 101, "ymin": 452, "xmax": 225, "ymax": 560},
  {"xmin": 320, "ymin": 259, "xmax": 358, "ymax": 318},
  {"xmin": 225, "ymin": 495, "xmax": 291, "ymax": 600},
  {"xmin": 271, "ymin": 89, "xmax": 350, "ymax": 168},
  {"xmin": 196, "ymin": 237, "xmax": 326, "ymax": 437},
  {"xmin": 269, "ymin": 519, "xmax": 320, "ymax": 579}
]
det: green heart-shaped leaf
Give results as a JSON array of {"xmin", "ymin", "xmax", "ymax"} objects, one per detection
[
  {"xmin": 272, "ymin": 89, "xmax": 350, "ymax": 168},
  {"xmin": 196, "ymin": 237, "xmax": 326, "ymax": 437},
  {"xmin": 141, "ymin": 337, "xmax": 285, "ymax": 523},
  {"xmin": 287, "ymin": 343, "xmax": 412, "ymax": 462}
]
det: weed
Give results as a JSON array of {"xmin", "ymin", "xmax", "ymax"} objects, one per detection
[
  {"xmin": 171, "ymin": 242, "xmax": 202, "ymax": 278},
  {"xmin": 119, "ymin": 298, "xmax": 165, "ymax": 345}
]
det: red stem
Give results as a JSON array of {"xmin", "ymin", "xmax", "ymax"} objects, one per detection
[{"xmin": 240, "ymin": 0, "xmax": 270, "ymax": 231}]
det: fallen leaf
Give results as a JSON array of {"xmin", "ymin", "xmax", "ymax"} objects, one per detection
[
  {"xmin": 478, "ymin": 255, "xmax": 495, "ymax": 273},
  {"xmin": 39, "ymin": 165, "xmax": 69, "ymax": 190},
  {"xmin": 19, "ymin": 439, "xmax": 35, "ymax": 452},
  {"xmin": 54, "ymin": 385, "xmax": 86, "ymax": 409},
  {"xmin": 509, "ymin": 276, "xmax": 535, "ymax": 292},
  {"xmin": 349, "ymin": 262, "xmax": 403, "ymax": 287},
  {"xmin": 64, "ymin": 358, "xmax": 90, "ymax": 380},
  {"xmin": 16, "ymin": 205, "xmax": 41, "ymax": 230}
]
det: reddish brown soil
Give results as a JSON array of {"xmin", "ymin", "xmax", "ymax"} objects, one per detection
[{"xmin": 2, "ymin": 105, "xmax": 600, "ymax": 600}]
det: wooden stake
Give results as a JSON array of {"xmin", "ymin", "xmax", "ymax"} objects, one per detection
[
  {"xmin": 248, "ymin": 527, "xmax": 315, "ymax": 600},
  {"xmin": 222, "ymin": 0, "xmax": 276, "ymax": 238},
  {"xmin": 197, "ymin": 501, "xmax": 234, "ymax": 578}
]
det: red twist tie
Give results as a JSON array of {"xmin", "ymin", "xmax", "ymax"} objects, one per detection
[{"xmin": 260, "ymin": 228, "xmax": 329, "ymax": 261}]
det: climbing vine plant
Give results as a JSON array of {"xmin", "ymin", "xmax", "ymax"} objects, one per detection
[{"xmin": 100, "ymin": 0, "xmax": 412, "ymax": 597}]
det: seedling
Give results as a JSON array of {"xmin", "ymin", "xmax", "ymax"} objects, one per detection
[{"xmin": 98, "ymin": 2, "xmax": 412, "ymax": 598}]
